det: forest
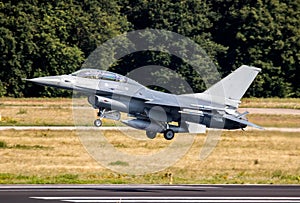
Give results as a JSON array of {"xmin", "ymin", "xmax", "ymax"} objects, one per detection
[{"xmin": 0, "ymin": 0, "xmax": 299, "ymax": 98}]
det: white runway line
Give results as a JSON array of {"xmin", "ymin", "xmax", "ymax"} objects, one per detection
[
  {"xmin": 0, "ymin": 126, "xmax": 132, "ymax": 131},
  {"xmin": 31, "ymin": 196, "xmax": 300, "ymax": 203}
]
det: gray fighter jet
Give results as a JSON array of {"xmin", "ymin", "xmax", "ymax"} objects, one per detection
[{"xmin": 26, "ymin": 65, "xmax": 263, "ymax": 140}]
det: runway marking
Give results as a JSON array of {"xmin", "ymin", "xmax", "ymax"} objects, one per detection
[
  {"xmin": 31, "ymin": 196, "xmax": 300, "ymax": 203},
  {"xmin": 0, "ymin": 126, "xmax": 132, "ymax": 131}
]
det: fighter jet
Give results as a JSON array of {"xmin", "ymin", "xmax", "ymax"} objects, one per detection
[{"xmin": 26, "ymin": 65, "xmax": 263, "ymax": 140}]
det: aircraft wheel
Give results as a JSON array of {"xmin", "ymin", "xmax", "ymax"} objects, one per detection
[
  {"xmin": 94, "ymin": 119, "xmax": 102, "ymax": 127},
  {"xmin": 164, "ymin": 129, "xmax": 175, "ymax": 140},
  {"xmin": 146, "ymin": 131, "xmax": 157, "ymax": 139}
]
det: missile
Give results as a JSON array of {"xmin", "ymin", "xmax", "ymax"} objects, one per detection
[{"xmin": 121, "ymin": 119, "xmax": 187, "ymax": 133}]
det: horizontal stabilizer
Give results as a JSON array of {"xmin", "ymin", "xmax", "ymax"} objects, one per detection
[{"xmin": 223, "ymin": 114, "xmax": 264, "ymax": 130}]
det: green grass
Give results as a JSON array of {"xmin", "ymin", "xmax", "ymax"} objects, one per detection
[
  {"xmin": 16, "ymin": 108, "xmax": 27, "ymax": 115},
  {"xmin": 241, "ymin": 98, "xmax": 300, "ymax": 109},
  {"xmin": 0, "ymin": 140, "xmax": 7, "ymax": 148},
  {"xmin": 12, "ymin": 144, "xmax": 52, "ymax": 150},
  {"xmin": 0, "ymin": 173, "xmax": 81, "ymax": 184},
  {"xmin": 0, "ymin": 141, "xmax": 52, "ymax": 150},
  {"xmin": 109, "ymin": 161, "xmax": 130, "ymax": 166},
  {"xmin": 0, "ymin": 130, "xmax": 299, "ymax": 184},
  {"xmin": 0, "ymin": 171, "xmax": 299, "ymax": 184}
]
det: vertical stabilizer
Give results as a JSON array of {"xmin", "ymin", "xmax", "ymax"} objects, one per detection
[{"xmin": 203, "ymin": 65, "xmax": 261, "ymax": 101}]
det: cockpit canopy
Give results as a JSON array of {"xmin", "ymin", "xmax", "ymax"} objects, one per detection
[{"xmin": 71, "ymin": 69, "xmax": 128, "ymax": 83}]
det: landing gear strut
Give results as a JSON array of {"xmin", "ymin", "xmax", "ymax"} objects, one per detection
[{"xmin": 94, "ymin": 108, "xmax": 106, "ymax": 127}]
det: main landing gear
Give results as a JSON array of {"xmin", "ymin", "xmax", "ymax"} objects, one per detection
[
  {"xmin": 163, "ymin": 129, "xmax": 175, "ymax": 140},
  {"xmin": 146, "ymin": 125, "xmax": 175, "ymax": 140},
  {"xmin": 163, "ymin": 123, "xmax": 175, "ymax": 140},
  {"xmin": 146, "ymin": 129, "xmax": 175, "ymax": 140}
]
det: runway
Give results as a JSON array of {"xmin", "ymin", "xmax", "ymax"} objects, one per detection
[{"xmin": 0, "ymin": 184, "xmax": 300, "ymax": 203}]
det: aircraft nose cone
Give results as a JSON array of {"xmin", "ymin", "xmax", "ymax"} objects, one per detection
[{"xmin": 25, "ymin": 76, "xmax": 62, "ymax": 87}]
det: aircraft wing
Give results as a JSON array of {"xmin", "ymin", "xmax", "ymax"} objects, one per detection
[
  {"xmin": 145, "ymin": 99, "xmax": 181, "ymax": 108},
  {"xmin": 145, "ymin": 96, "xmax": 226, "ymax": 111},
  {"xmin": 223, "ymin": 114, "xmax": 264, "ymax": 130}
]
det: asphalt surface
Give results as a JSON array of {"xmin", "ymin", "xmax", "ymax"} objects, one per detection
[{"xmin": 0, "ymin": 184, "xmax": 300, "ymax": 203}]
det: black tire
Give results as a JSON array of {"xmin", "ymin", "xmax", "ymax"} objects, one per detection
[
  {"xmin": 146, "ymin": 131, "xmax": 157, "ymax": 139},
  {"xmin": 164, "ymin": 129, "xmax": 175, "ymax": 140},
  {"xmin": 94, "ymin": 119, "xmax": 102, "ymax": 127}
]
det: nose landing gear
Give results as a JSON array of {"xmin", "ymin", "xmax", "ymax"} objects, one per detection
[
  {"xmin": 94, "ymin": 108, "xmax": 121, "ymax": 127},
  {"xmin": 94, "ymin": 108, "xmax": 106, "ymax": 127},
  {"xmin": 94, "ymin": 119, "xmax": 102, "ymax": 127}
]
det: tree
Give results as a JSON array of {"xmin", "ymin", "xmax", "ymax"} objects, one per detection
[
  {"xmin": 211, "ymin": 0, "xmax": 299, "ymax": 97},
  {"xmin": 115, "ymin": 0, "xmax": 227, "ymax": 93},
  {"xmin": 0, "ymin": 0, "xmax": 129, "ymax": 97},
  {"xmin": 1, "ymin": 0, "xmax": 298, "ymax": 97}
]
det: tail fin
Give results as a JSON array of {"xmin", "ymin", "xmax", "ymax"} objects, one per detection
[{"xmin": 203, "ymin": 65, "xmax": 261, "ymax": 101}]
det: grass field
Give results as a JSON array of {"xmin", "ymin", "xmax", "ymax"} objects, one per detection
[
  {"xmin": 247, "ymin": 114, "xmax": 300, "ymax": 128},
  {"xmin": 0, "ymin": 97, "xmax": 300, "ymax": 127},
  {"xmin": 240, "ymin": 98, "xmax": 300, "ymax": 109},
  {"xmin": 0, "ymin": 130, "xmax": 299, "ymax": 184},
  {"xmin": 0, "ymin": 97, "xmax": 299, "ymax": 184},
  {"xmin": 1, "ymin": 97, "xmax": 299, "ymax": 108}
]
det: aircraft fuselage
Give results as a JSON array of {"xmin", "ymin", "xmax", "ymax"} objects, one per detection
[{"xmin": 27, "ymin": 66, "xmax": 262, "ymax": 140}]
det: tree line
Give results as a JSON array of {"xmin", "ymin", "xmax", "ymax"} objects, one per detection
[{"xmin": 0, "ymin": 0, "xmax": 299, "ymax": 97}]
